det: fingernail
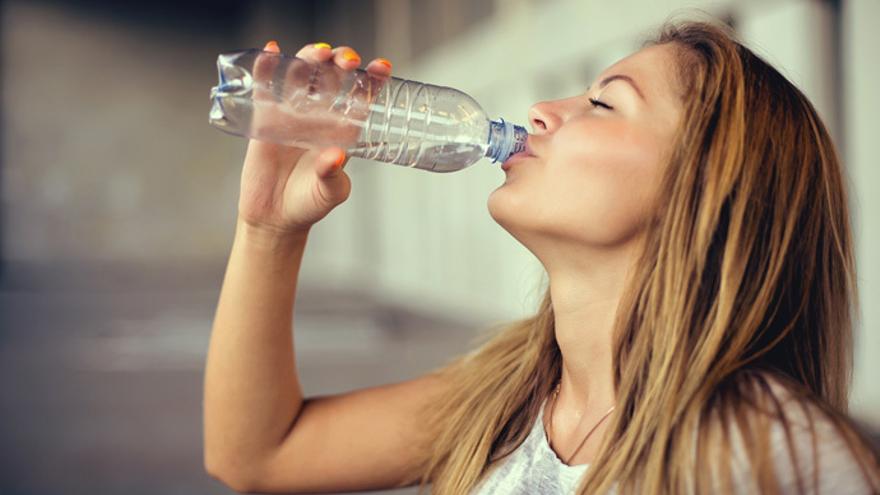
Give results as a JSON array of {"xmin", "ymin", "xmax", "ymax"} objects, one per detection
[
  {"xmin": 376, "ymin": 58, "xmax": 392, "ymax": 70},
  {"xmin": 313, "ymin": 42, "xmax": 332, "ymax": 50},
  {"xmin": 342, "ymin": 50, "xmax": 361, "ymax": 63},
  {"xmin": 333, "ymin": 150, "xmax": 346, "ymax": 168},
  {"xmin": 264, "ymin": 40, "xmax": 280, "ymax": 52}
]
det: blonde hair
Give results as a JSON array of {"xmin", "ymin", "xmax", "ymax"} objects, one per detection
[{"xmin": 400, "ymin": 18, "xmax": 880, "ymax": 494}]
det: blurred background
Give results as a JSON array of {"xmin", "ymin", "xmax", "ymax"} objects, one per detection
[{"xmin": 0, "ymin": 0, "xmax": 877, "ymax": 493}]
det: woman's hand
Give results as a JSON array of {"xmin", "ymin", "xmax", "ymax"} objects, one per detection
[{"xmin": 237, "ymin": 41, "xmax": 393, "ymax": 237}]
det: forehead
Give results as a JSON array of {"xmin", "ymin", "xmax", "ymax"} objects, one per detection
[{"xmin": 597, "ymin": 44, "xmax": 680, "ymax": 103}]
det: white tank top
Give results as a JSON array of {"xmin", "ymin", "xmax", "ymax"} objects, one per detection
[
  {"xmin": 470, "ymin": 397, "xmax": 601, "ymax": 495},
  {"xmin": 469, "ymin": 394, "xmax": 874, "ymax": 494}
]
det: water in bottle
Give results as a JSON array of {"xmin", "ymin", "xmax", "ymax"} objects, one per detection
[{"xmin": 208, "ymin": 48, "xmax": 528, "ymax": 173}]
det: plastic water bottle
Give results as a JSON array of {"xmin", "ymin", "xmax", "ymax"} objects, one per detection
[{"xmin": 208, "ymin": 48, "xmax": 528, "ymax": 173}]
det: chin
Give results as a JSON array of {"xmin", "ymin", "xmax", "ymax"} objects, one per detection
[
  {"xmin": 487, "ymin": 192, "xmax": 540, "ymax": 244},
  {"xmin": 487, "ymin": 186, "xmax": 514, "ymax": 226}
]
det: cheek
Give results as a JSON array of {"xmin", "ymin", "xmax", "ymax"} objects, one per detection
[
  {"xmin": 538, "ymin": 122, "xmax": 667, "ymax": 243},
  {"xmin": 555, "ymin": 120, "xmax": 659, "ymax": 181}
]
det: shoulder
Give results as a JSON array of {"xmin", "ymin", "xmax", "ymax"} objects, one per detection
[{"xmin": 725, "ymin": 372, "xmax": 876, "ymax": 494}]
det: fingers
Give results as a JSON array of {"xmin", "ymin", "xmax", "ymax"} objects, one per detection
[
  {"xmin": 283, "ymin": 55, "xmax": 324, "ymax": 102},
  {"xmin": 283, "ymin": 42, "xmax": 343, "ymax": 103},
  {"xmin": 288, "ymin": 45, "xmax": 361, "ymax": 99},
  {"xmin": 329, "ymin": 45, "xmax": 361, "ymax": 68},
  {"xmin": 358, "ymin": 58, "xmax": 393, "ymax": 105},
  {"xmin": 294, "ymin": 42, "xmax": 392, "ymax": 77},
  {"xmin": 315, "ymin": 146, "xmax": 352, "ymax": 208},
  {"xmin": 365, "ymin": 58, "xmax": 392, "ymax": 78},
  {"xmin": 295, "ymin": 42, "xmax": 336, "ymax": 63},
  {"xmin": 253, "ymin": 40, "xmax": 282, "ymax": 101},
  {"xmin": 282, "ymin": 43, "xmax": 393, "ymax": 109},
  {"xmin": 271, "ymin": 41, "xmax": 394, "ymax": 133},
  {"xmin": 316, "ymin": 147, "xmax": 348, "ymax": 180},
  {"xmin": 322, "ymin": 45, "xmax": 394, "ymax": 112}
]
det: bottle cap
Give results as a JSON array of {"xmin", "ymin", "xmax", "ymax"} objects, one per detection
[{"xmin": 487, "ymin": 118, "xmax": 528, "ymax": 164}]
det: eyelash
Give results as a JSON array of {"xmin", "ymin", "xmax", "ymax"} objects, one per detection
[{"xmin": 588, "ymin": 98, "xmax": 613, "ymax": 110}]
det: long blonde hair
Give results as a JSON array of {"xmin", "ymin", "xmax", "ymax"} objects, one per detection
[{"xmin": 400, "ymin": 18, "xmax": 880, "ymax": 494}]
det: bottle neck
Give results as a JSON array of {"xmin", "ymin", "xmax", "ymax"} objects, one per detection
[{"xmin": 486, "ymin": 118, "xmax": 528, "ymax": 164}]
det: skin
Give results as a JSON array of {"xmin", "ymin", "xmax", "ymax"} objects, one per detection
[
  {"xmin": 209, "ymin": 40, "xmax": 686, "ymax": 486},
  {"xmin": 486, "ymin": 43, "xmax": 685, "ymax": 465},
  {"xmin": 237, "ymin": 42, "xmax": 393, "ymax": 235},
  {"xmin": 205, "ymin": 42, "xmax": 399, "ymax": 487}
]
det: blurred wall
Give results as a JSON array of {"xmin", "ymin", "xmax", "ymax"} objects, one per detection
[
  {"xmin": 2, "ymin": 0, "xmax": 877, "ymax": 426},
  {"xmin": 2, "ymin": 1, "xmax": 245, "ymax": 266},
  {"xmin": 0, "ymin": 0, "xmax": 384, "ymax": 282},
  {"xmin": 843, "ymin": 0, "xmax": 880, "ymax": 427}
]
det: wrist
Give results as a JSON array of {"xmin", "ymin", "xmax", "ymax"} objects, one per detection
[{"xmin": 234, "ymin": 216, "xmax": 310, "ymax": 252}]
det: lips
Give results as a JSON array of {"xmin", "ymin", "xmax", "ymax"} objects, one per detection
[
  {"xmin": 502, "ymin": 139, "xmax": 536, "ymax": 170},
  {"xmin": 500, "ymin": 136, "xmax": 539, "ymax": 171},
  {"xmin": 501, "ymin": 151, "xmax": 533, "ymax": 171},
  {"xmin": 524, "ymin": 138, "xmax": 537, "ymax": 158},
  {"xmin": 509, "ymin": 150, "xmax": 534, "ymax": 160}
]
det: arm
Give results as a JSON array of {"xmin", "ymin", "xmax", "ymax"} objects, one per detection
[
  {"xmin": 202, "ymin": 217, "xmax": 309, "ymax": 490},
  {"xmin": 203, "ymin": 217, "xmax": 450, "ymax": 494},
  {"xmin": 203, "ymin": 40, "xmax": 406, "ymax": 493}
]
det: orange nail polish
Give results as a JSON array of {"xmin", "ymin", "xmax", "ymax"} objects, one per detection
[
  {"xmin": 342, "ymin": 51, "xmax": 360, "ymax": 63},
  {"xmin": 376, "ymin": 58, "xmax": 392, "ymax": 70},
  {"xmin": 264, "ymin": 40, "xmax": 280, "ymax": 52},
  {"xmin": 334, "ymin": 151, "xmax": 346, "ymax": 168}
]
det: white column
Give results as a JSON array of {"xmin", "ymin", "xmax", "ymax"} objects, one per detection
[{"xmin": 843, "ymin": 0, "xmax": 880, "ymax": 426}]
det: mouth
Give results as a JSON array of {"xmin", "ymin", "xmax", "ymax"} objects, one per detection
[
  {"xmin": 501, "ymin": 135, "xmax": 537, "ymax": 172},
  {"xmin": 524, "ymin": 138, "xmax": 537, "ymax": 158},
  {"xmin": 502, "ymin": 138, "xmax": 537, "ymax": 171},
  {"xmin": 501, "ymin": 151, "xmax": 534, "ymax": 171}
]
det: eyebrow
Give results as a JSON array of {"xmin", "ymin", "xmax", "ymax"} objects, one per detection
[{"xmin": 588, "ymin": 74, "xmax": 646, "ymax": 102}]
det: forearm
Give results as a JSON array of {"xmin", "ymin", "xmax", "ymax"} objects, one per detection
[{"xmin": 203, "ymin": 217, "xmax": 309, "ymax": 476}]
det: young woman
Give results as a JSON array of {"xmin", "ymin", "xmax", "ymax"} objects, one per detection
[{"xmin": 203, "ymin": 19, "xmax": 880, "ymax": 495}]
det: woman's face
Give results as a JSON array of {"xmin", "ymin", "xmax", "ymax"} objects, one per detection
[{"xmin": 488, "ymin": 44, "xmax": 684, "ymax": 258}]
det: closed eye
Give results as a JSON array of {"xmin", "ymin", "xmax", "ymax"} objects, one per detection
[{"xmin": 588, "ymin": 98, "xmax": 613, "ymax": 110}]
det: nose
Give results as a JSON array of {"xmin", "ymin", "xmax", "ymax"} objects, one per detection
[{"xmin": 528, "ymin": 101, "xmax": 562, "ymax": 135}]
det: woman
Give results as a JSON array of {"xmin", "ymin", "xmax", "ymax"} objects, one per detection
[{"xmin": 203, "ymin": 18, "xmax": 880, "ymax": 495}]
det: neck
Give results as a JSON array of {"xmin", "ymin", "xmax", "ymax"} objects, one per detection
[{"xmin": 544, "ymin": 239, "xmax": 641, "ymax": 413}]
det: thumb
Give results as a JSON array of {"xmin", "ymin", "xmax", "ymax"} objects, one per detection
[{"xmin": 316, "ymin": 147, "xmax": 347, "ymax": 180}]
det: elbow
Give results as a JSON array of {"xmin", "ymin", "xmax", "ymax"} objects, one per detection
[{"xmin": 204, "ymin": 455, "xmax": 261, "ymax": 494}]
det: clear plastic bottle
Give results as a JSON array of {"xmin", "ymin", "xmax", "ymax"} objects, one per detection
[{"xmin": 208, "ymin": 48, "xmax": 528, "ymax": 173}]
